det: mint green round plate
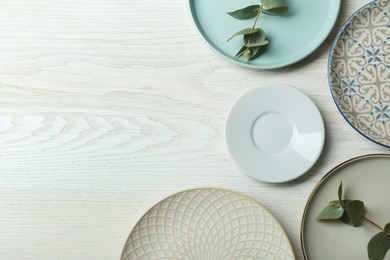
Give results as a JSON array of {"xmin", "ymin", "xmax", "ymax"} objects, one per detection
[{"xmin": 189, "ymin": 0, "xmax": 341, "ymax": 69}]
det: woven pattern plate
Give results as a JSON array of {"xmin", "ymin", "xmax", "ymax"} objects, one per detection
[
  {"xmin": 121, "ymin": 188, "xmax": 295, "ymax": 260},
  {"xmin": 329, "ymin": 0, "xmax": 390, "ymax": 147}
]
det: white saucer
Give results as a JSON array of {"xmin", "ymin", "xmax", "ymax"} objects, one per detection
[{"xmin": 225, "ymin": 84, "xmax": 325, "ymax": 183}]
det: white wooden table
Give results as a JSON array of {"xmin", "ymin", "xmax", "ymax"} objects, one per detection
[{"xmin": 0, "ymin": 0, "xmax": 387, "ymax": 259}]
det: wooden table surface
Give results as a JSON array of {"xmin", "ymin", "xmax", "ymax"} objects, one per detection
[{"xmin": 0, "ymin": 0, "xmax": 388, "ymax": 259}]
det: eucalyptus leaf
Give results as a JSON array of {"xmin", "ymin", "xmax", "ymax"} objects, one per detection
[
  {"xmin": 246, "ymin": 40, "xmax": 269, "ymax": 47},
  {"xmin": 244, "ymin": 29, "xmax": 265, "ymax": 44},
  {"xmin": 239, "ymin": 47, "xmax": 262, "ymax": 61},
  {"xmin": 328, "ymin": 199, "xmax": 353, "ymax": 225},
  {"xmin": 340, "ymin": 211, "xmax": 353, "ymax": 226},
  {"xmin": 250, "ymin": 46, "xmax": 266, "ymax": 60},
  {"xmin": 227, "ymin": 28, "xmax": 259, "ymax": 42},
  {"xmin": 346, "ymin": 200, "xmax": 365, "ymax": 227},
  {"xmin": 227, "ymin": 5, "xmax": 260, "ymax": 20},
  {"xmin": 338, "ymin": 181, "xmax": 343, "ymax": 206},
  {"xmin": 242, "ymin": 48, "xmax": 251, "ymax": 61},
  {"xmin": 226, "ymin": 0, "xmax": 289, "ymax": 61},
  {"xmin": 262, "ymin": 6, "xmax": 289, "ymax": 16},
  {"xmin": 260, "ymin": 0, "xmax": 284, "ymax": 9},
  {"xmin": 385, "ymin": 223, "xmax": 390, "ymax": 233},
  {"xmin": 316, "ymin": 203, "xmax": 344, "ymax": 220},
  {"xmin": 235, "ymin": 45, "xmax": 247, "ymax": 58},
  {"xmin": 329, "ymin": 199, "xmax": 351, "ymax": 208},
  {"xmin": 368, "ymin": 231, "xmax": 390, "ymax": 260},
  {"xmin": 248, "ymin": 47, "xmax": 261, "ymax": 60},
  {"xmin": 315, "ymin": 181, "xmax": 390, "ymax": 260}
]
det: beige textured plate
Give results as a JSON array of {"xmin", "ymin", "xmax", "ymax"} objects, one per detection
[
  {"xmin": 301, "ymin": 154, "xmax": 390, "ymax": 260},
  {"xmin": 122, "ymin": 188, "xmax": 295, "ymax": 260}
]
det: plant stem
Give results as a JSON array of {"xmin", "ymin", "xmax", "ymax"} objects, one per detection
[
  {"xmin": 244, "ymin": 3, "xmax": 263, "ymax": 58},
  {"xmin": 252, "ymin": 4, "xmax": 263, "ymax": 29},
  {"xmin": 362, "ymin": 216, "xmax": 384, "ymax": 232}
]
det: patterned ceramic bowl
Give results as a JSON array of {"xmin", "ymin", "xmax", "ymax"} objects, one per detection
[{"xmin": 329, "ymin": 0, "xmax": 390, "ymax": 148}]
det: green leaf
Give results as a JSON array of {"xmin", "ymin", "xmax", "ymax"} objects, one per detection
[
  {"xmin": 260, "ymin": 0, "xmax": 284, "ymax": 9},
  {"xmin": 242, "ymin": 29, "xmax": 268, "ymax": 59},
  {"xmin": 234, "ymin": 45, "xmax": 247, "ymax": 58},
  {"xmin": 338, "ymin": 200, "xmax": 357, "ymax": 226},
  {"xmin": 235, "ymin": 45, "xmax": 247, "ymax": 58},
  {"xmin": 239, "ymin": 46, "xmax": 262, "ymax": 61},
  {"xmin": 345, "ymin": 200, "xmax": 365, "ymax": 227},
  {"xmin": 246, "ymin": 40, "xmax": 269, "ymax": 47},
  {"xmin": 244, "ymin": 29, "xmax": 265, "ymax": 44},
  {"xmin": 242, "ymin": 48, "xmax": 251, "ymax": 61},
  {"xmin": 330, "ymin": 200, "xmax": 364, "ymax": 227},
  {"xmin": 385, "ymin": 223, "xmax": 390, "ymax": 234},
  {"xmin": 247, "ymin": 47, "xmax": 261, "ymax": 60},
  {"xmin": 262, "ymin": 6, "xmax": 289, "ymax": 16},
  {"xmin": 340, "ymin": 211, "xmax": 352, "ymax": 225},
  {"xmin": 316, "ymin": 202, "xmax": 344, "ymax": 220},
  {"xmin": 227, "ymin": 5, "xmax": 260, "ymax": 20},
  {"xmin": 338, "ymin": 181, "xmax": 343, "ymax": 206},
  {"xmin": 368, "ymin": 231, "xmax": 390, "ymax": 260},
  {"xmin": 330, "ymin": 200, "xmax": 351, "ymax": 207},
  {"xmin": 227, "ymin": 28, "xmax": 259, "ymax": 42}
]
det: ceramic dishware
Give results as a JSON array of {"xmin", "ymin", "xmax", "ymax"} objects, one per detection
[
  {"xmin": 225, "ymin": 83, "xmax": 325, "ymax": 183},
  {"xmin": 329, "ymin": 0, "xmax": 390, "ymax": 148},
  {"xmin": 189, "ymin": 0, "xmax": 341, "ymax": 69},
  {"xmin": 301, "ymin": 154, "xmax": 390, "ymax": 260},
  {"xmin": 122, "ymin": 188, "xmax": 295, "ymax": 259}
]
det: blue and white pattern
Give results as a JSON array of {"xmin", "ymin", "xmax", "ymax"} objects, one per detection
[{"xmin": 329, "ymin": 0, "xmax": 390, "ymax": 147}]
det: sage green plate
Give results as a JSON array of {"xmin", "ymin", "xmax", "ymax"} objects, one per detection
[
  {"xmin": 301, "ymin": 154, "xmax": 390, "ymax": 260},
  {"xmin": 189, "ymin": 0, "xmax": 340, "ymax": 69}
]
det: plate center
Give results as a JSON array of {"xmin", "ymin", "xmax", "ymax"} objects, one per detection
[{"xmin": 251, "ymin": 112, "xmax": 295, "ymax": 155}]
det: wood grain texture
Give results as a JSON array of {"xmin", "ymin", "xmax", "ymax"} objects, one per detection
[{"xmin": 0, "ymin": 0, "xmax": 388, "ymax": 259}]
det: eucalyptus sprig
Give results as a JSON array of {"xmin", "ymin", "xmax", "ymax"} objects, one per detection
[
  {"xmin": 317, "ymin": 182, "xmax": 390, "ymax": 260},
  {"xmin": 227, "ymin": 0, "xmax": 289, "ymax": 61}
]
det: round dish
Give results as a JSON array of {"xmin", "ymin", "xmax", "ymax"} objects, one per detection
[
  {"xmin": 189, "ymin": 0, "xmax": 340, "ymax": 69},
  {"xmin": 301, "ymin": 154, "xmax": 390, "ymax": 260},
  {"xmin": 121, "ymin": 188, "xmax": 295, "ymax": 259},
  {"xmin": 225, "ymin": 84, "xmax": 325, "ymax": 183},
  {"xmin": 328, "ymin": 0, "xmax": 390, "ymax": 148}
]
